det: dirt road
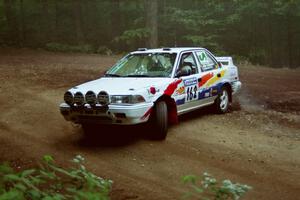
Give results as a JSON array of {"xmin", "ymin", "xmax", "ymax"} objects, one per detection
[{"xmin": 0, "ymin": 48, "xmax": 299, "ymax": 199}]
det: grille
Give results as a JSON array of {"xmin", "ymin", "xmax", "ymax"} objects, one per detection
[{"xmin": 78, "ymin": 115, "xmax": 112, "ymax": 123}]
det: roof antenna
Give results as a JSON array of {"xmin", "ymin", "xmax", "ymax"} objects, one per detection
[{"xmin": 174, "ymin": 35, "xmax": 177, "ymax": 47}]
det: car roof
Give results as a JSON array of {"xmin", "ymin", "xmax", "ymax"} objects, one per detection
[{"xmin": 131, "ymin": 47, "xmax": 205, "ymax": 54}]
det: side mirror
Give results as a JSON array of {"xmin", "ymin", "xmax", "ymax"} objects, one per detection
[
  {"xmin": 175, "ymin": 65, "xmax": 192, "ymax": 77},
  {"xmin": 217, "ymin": 61, "xmax": 222, "ymax": 68}
]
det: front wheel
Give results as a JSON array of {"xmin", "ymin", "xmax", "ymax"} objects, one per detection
[
  {"xmin": 151, "ymin": 101, "xmax": 168, "ymax": 140},
  {"xmin": 214, "ymin": 87, "xmax": 230, "ymax": 113}
]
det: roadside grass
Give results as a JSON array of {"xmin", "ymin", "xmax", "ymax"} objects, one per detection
[
  {"xmin": 0, "ymin": 155, "xmax": 112, "ymax": 200},
  {"xmin": 0, "ymin": 155, "xmax": 252, "ymax": 200},
  {"xmin": 182, "ymin": 172, "xmax": 251, "ymax": 200},
  {"xmin": 1, "ymin": 155, "xmax": 251, "ymax": 200}
]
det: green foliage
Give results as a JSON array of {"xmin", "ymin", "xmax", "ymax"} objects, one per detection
[
  {"xmin": 45, "ymin": 43, "xmax": 112, "ymax": 55},
  {"xmin": 0, "ymin": 155, "xmax": 112, "ymax": 200},
  {"xmin": 45, "ymin": 43, "xmax": 95, "ymax": 54},
  {"xmin": 96, "ymin": 46, "xmax": 113, "ymax": 56},
  {"xmin": 182, "ymin": 172, "xmax": 251, "ymax": 200},
  {"xmin": 159, "ymin": 6, "xmax": 221, "ymax": 48},
  {"xmin": 114, "ymin": 28, "xmax": 149, "ymax": 49}
]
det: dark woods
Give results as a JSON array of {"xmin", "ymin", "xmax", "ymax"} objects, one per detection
[{"xmin": 0, "ymin": 0, "xmax": 299, "ymax": 68}]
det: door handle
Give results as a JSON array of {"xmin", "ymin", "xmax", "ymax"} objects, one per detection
[{"xmin": 217, "ymin": 73, "xmax": 221, "ymax": 78}]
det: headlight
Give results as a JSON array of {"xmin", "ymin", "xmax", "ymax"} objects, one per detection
[
  {"xmin": 85, "ymin": 91, "xmax": 96, "ymax": 105},
  {"xmin": 74, "ymin": 92, "xmax": 84, "ymax": 106},
  {"xmin": 110, "ymin": 95, "xmax": 145, "ymax": 104},
  {"xmin": 64, "ymin": 91, "xmax": 74, "ymax": 105},
  {"xmin": 97, "ymin": 91, "xmax": 109, "ymax": 106}
]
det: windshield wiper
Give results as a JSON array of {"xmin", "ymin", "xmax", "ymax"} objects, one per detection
[
  {"xmin": 125, "ymin": 74, "xmax": 151, "ymax": 77},
  {"xmin": 104, "ymin": 73, "xmax": 122, "ymax": 77}
]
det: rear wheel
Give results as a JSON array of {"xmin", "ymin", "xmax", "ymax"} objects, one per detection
[
  {"xmin": 214, "ymin": 87, "xmax": 230, "ymax": 113},
  {"xmin": 151, "ymin": 101, "xmax": 168, "ymax": 140}
]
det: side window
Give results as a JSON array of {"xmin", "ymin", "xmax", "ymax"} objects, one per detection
[
  {"xmin": 177, "ymin": 52, "xmax": 199, "ymax": 75},
  {"xmin": 195, "ymin": 51, "xmax": 218, "ymax": 71}
]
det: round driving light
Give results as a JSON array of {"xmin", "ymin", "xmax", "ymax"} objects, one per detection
[
  {"xmin": 85, "ymin": 91, "xmax": 96, "ymax": 105},
  {"xmin": 74, "ymin": 92, "xmax": 84, "ymax": 106},
  {"xmin": 97, "ymin": 91, "xmax": 109, "ymax": 106},
  {"xmin": 64, "ymin": 91, "xmax": 74, "ymax": 105}
]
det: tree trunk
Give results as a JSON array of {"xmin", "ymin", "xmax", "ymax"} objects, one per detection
[
  {"xmin": 267, "ymin": 2, "xmax": 274, "ymax": 67},
  {"xmin": 72, "ymin": 0, "xmax": 84, "ymax": 44},
  {"xmin": 110, "ymin": 0, "xmax": 121, "ymax": 49},
  {"xmin": 111, "ymin": 0, "xmax": 121, "ymax": 39},
  {"xmin": 41, "ymin": 0, "xmax": 50, "ymax": 43},
  {"xmin": 3, "ymin": 0, "xmax": 19, "ymax": 45},
  {"xmin": 286, "ymin": 3, "xmax": 293, "ymax": 68},
  {"xmin": 55, "ymin": 0, "xmax": 59, "ymax": 42},
  {"xmin": 19, "ymin": 0, "xmax": 25, "ymax": 45},
  {"xmin": 144, "ymin": 0, "xmax": 158, "ymax": 48}
]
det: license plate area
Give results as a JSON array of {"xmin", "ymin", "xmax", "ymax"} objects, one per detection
[{"xmin": 71, "ymin": 105, "xmax": 109, "ymax": 115}]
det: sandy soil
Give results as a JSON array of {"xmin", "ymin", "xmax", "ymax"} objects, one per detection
[{"xmin": 0, "ymin": 48, "xmax": 299, "ymax": 200}]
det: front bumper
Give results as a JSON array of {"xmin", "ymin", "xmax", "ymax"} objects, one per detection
[
  {"xmin": 60, "ymin": 102, "xmax": 153, "ymax": 125},
  {"xmin": 231, "ymin": 81, "xmax": 242, "ymax": 95}
]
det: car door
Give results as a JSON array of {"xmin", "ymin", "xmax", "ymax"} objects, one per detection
[
  {"xmin": 174, "ymin": 51, "xmax": 201, "ymax": 114},
  {"xmin": 195, "ymin": 50, "xmax": 223, "ymax": 104}
]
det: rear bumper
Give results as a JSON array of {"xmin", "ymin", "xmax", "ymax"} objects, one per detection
[
  {"xmin": 60, "ymin": 102, "xmax": 153, "ymax": 125},
  {"xmin": 231, "ymin": 81, "xmax": 242, "ymax": 95}
]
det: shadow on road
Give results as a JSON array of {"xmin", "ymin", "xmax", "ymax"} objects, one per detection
[
  {"xmin": 77, "ymin": 124, "xmax": 148, "ymax": 147},
  {"xmin": 178, "ymin": 102, "xmax": 241, "ymax": 122},
  {"xmin": 72, "ymin": 103, "xmax": 242, "ymax": 148}
]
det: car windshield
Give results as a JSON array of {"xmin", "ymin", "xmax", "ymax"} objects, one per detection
[{"xmin": 105, "ymin": 53, "xmax": 177, "ymax": 77}]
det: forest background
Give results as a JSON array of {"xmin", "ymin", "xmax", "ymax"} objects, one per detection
[{"xmin": 1, "ymin": 0, "xmax": 299, "ymax": 68}]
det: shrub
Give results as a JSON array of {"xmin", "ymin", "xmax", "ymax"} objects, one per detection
[
  {"xmin": 96, "ymin": 46, "xmax": 113, "ymax": 55},
  {"xmin": 0, "ymin": 155, "xmax": 112, "ymax": 200},
  {"xmin": 45, "ymin": 43, "xmax": 95, "ymax": 53},
  {"xmin": 182, "ymin": 172, "xmax": 251, "ymax": 200}
]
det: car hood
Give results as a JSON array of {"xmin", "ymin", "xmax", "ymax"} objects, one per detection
[{"xmin": 69, "ymin": 77, "xmax": 171, "ymax": 95}]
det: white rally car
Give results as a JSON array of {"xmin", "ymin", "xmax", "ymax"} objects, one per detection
[{"xmin": 60, "ymin": 47, "xmax": 241, "ymax": 139}]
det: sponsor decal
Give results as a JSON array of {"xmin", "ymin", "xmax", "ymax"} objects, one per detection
[
  {"xmin": 164, "ymin": 79, "xmax": 183, "ymax": 96},
  {"xmin": 212, "ymin": 89, "xmax": 218, "ymax": 95},
  {"xmin": 186, "ymin": 85, "xmax": 198, "ymax": 101},
  {"xmin": 176, "ymin": 86, "xmax": 185, "ymax": 95},
  {"xmin": 198, "ymin": 83, "xmax": 223, "ymax": 100},
  {"xmin": 197, "ymin": 51, "xmax": 209, "ymax": 65},
  {"xmin": 206, "ymin": 70, "xmax": 227, "ymax": 87},
  {"xmin": 183, "ymin": 77, "xmax": 197, "ymax": 86}
]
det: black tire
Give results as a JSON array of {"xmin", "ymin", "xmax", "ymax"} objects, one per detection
[
  {"xmin": 214, "ymin": 87, "xmax": 230, "ymax": 114},
  {"xmin": 151, "ymin": 101, "xmax": 168, "ymax": 140}
]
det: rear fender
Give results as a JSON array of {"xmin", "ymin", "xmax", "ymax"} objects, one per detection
[{"xmin": 220, "ymin": 82, "xmax": 232, "ymax": 102}]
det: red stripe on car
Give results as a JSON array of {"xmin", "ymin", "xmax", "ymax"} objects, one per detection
[
  {"xmin": 164, "ymin": 79, "xmax": 182, "ymax": 96},
  {"xmin": 141, "ymin": 107, "xmax": 152, "ymax": 120},
  {"xmin": 198, "ymin": 73, "xmax": 214, "ymax": 87}
]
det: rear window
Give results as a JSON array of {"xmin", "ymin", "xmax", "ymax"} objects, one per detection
[{"xmin": 220, "ymin": 61, "xmax": 229, "ymax": 66}]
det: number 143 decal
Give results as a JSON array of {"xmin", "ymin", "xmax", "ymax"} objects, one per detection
[{"xmin": 186, "ymin": 85, "xmax": 197, "ymax": 101}]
